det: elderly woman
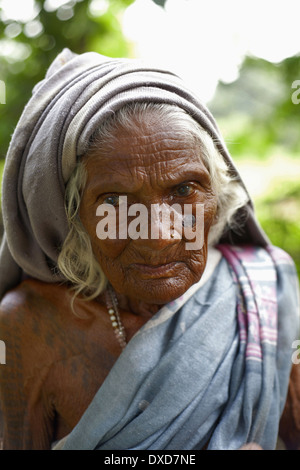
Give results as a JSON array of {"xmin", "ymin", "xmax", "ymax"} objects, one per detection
[{"xmin": 0, "ymin": 49, "xmax": 299, "ymax": 450}]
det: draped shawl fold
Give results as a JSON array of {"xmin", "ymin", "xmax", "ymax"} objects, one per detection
[
  {"xmin": 55, "ymin": 244, "xmax": 299, "ymax": 450},
  {"xmin": 0, "ymin": 48, "xmax": 299, "ymax": 450},
  {"xmin": 0, "ymin": 48, "xmax": 269, "ymax": 299}
]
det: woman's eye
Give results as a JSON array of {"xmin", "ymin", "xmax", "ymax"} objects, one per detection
[
  {"xmin": 103, "ymin": 195, "xmax": 119, "ymax": 206},
  {"xmin": 175, "ymin": 184, "xmax": 193, "ymax": 197}
]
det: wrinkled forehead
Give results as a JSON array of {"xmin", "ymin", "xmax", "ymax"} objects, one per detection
[
  {"xmin": 57, "ymin": 58, "xmax": 221, "ymax": 184},
  {"xmin": 85, "ymin": 124, "xmax": 204, "ymax": 170},
  {"xmin": 80, "ymin": 113, "xmax": 212, "ymax": 200}
]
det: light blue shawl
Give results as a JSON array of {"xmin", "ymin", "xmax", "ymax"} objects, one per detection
[
  {"xmin": 56, "ymin": 245, "xmax": 299, "ymax": 450},
  {"xmin": 1, "ymin": 48, "xmax": 298, "ymax": 451}
]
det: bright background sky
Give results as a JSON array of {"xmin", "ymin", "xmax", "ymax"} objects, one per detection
[
  {"xmin": 122, "ymin": 0, "xmax": 300, "ymax": 102},
  {"xmin": 1, "ymin": 0, "xmax": 300, "ymax": 103}
]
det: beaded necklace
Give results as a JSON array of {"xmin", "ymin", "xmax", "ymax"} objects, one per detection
[{"xmin": 105, "ymin": 284, "xmax": 127, "ymax": 350}]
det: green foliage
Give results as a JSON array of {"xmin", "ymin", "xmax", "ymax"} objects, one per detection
[
  {"xmin": 210, "ymin": 55, "xmax": 300, "ymax": 160},
  {"xmin": 0, "ymin": 0, "xmax": 136, "ymax": 159},
  {"xmin": 256, "ymin": 180, "xmax": 300, "ymax": 279},
  {"xmin": 210, "ymin": 55, "xmax": 300, "ymax": 280}
]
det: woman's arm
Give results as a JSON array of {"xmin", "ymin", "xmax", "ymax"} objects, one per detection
[
  {"xmin": 0, "ymin": 296, "xmax": 54, "ymax": 449},
  {"xmin": 279, "ymin": 363, "xmax": 300, "ymax": 450}
]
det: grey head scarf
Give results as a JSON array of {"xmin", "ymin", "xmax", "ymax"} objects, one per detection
[{"xmin": 0, "ymin": 48, "xmax": 269, "ymax": 299}]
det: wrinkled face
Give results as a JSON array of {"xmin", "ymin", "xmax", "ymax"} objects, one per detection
[{"xmin": 79, "ymin": 115, "xmax": 218, "ymax": 305}]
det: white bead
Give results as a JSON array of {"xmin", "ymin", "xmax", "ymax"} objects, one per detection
[{"xmin": 106, "ymin": 286, "xmax": 127, "ymax": 348}]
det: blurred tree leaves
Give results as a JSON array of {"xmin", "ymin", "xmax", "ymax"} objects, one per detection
[
  {"xmin": 210, "ymin": 55, "xmax": 300, "ymax": 277},
  {"xmin": 210, "ymin": 55, "xmax": 300, "ymax": 159},
  {"xmin": 0, "ymin": 0, "xmax": 137, "ymax": 159},
  {"xmin": 256, "ymin": 180, "xmax": 300, "ymax": 279}
]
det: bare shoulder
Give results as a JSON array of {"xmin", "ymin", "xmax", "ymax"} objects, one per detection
[
  {"xmin": 0, "ymin": 279, "xmax": 115, "ymax": 376},
  {"xmin": 0, "ymin": 279, "xmax": 86, "ymax": 375},
  {"xmin": 0, "ymin": 280, "xmax": 69, "ymax": 449},
  {"xmin": 0, "ymin": 280, "xmax": 116, "ymax": 448},
  {"xmin": 0, "ymin": 279, "xmax": 46, "ymax": 345},
  {"xmin": 0, "ymin": 278, "xmax": 73, "ymax": 318},
  {"xmin": 0, "ymin": 279, "xmax": 86, "ymax": 334},
  {"xmin": 1, "ymin": 279, "xmax": 54, "ymax": 314}
]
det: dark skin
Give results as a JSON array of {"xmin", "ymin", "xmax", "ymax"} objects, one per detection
[
  {"xmin": 0, "ymin": 115, "xmax": 299, "ymax": 449},
  {"xmin": 79, "ymin": 120, "xmax": 217, "ymax": 310},
  {"xmin": 0, "ymin": 116, "xmax": 217, "ymax": 449}
]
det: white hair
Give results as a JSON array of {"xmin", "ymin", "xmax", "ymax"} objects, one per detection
[{"xmin": 57, "ymin": 102, "xmax": 249, "ymax": 302}]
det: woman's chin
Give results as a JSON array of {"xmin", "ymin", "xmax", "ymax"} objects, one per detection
[{"xmin": 117, "ymin": 276, "xmax": 195, "ymax": 306}]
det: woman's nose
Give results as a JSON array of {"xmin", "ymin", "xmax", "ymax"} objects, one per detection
[
  {"xmin": 127, "ymin": 202, "xmax": 182, "ymax": 251},
  {"xmin": 131, "ymin": 227, "xmax": 181, "ymax": 252}
]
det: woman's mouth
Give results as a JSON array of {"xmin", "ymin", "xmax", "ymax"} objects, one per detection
[{"xmin": 129, "ymin": 261, "xmax": 181, "ymax": 279}]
